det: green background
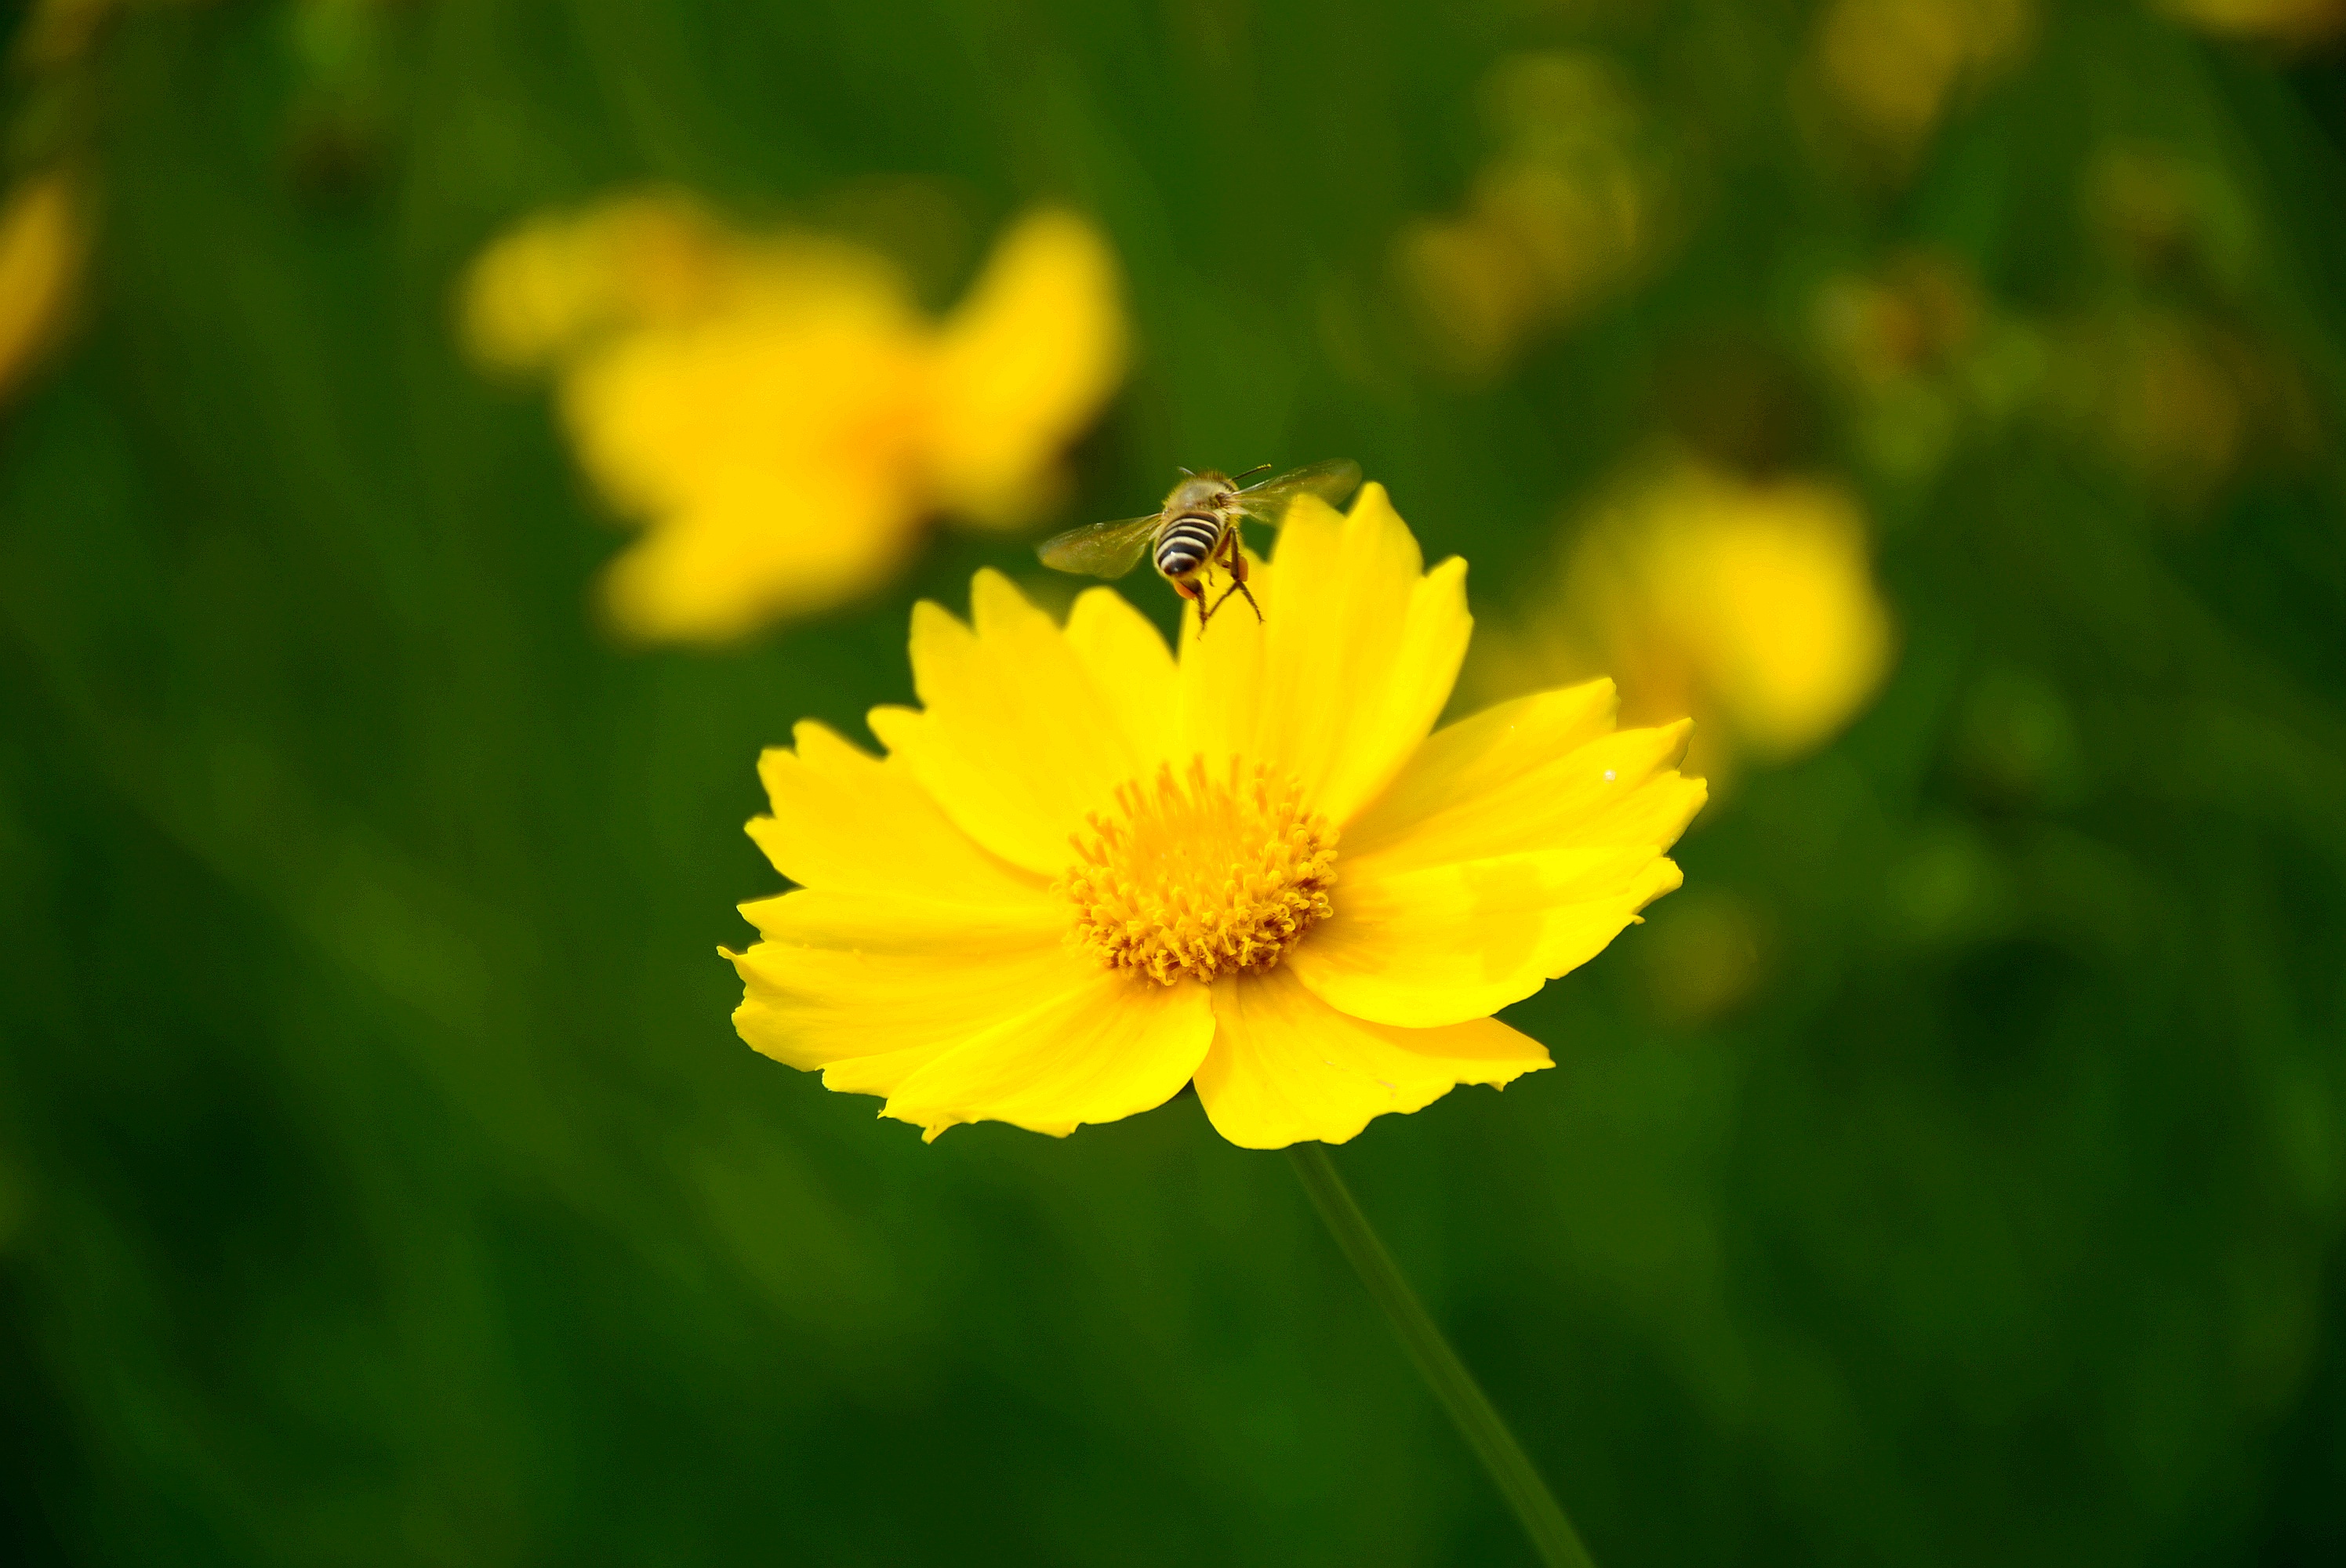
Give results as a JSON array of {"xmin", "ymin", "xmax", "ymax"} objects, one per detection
[{"xmin": 3, "ymin": 1, "xmax": 2343, "ymax": 1563}]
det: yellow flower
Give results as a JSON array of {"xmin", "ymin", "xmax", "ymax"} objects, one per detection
[
  {"xmin": 0, "ymin": 172, "xmax": 85, "ymax": 405},
  {"xmin": 1476, "ymin": 459, "xmax": 1894, "ymax": 775},
  {"xmin": 1812, "ymin": 0, "xmax": 2033, "ymax": 163},
  {"xmin": 1396, "ymin": 53, "xmax": 1666, "ymax": 379},
  {"xmin": 724, "ymin": 485, "xmax": 1705, "ymax": 1146},
  {"xmin": 461, "ymin": 195, "xmax": 1125, "ymax": 641},
  {"xmin": 13, "ymin": 0, "xmax": 125, "ymax": 71},
  {"xmin": 2158, "ymin": 0, "xmax": 2344, "ymax": 43}
]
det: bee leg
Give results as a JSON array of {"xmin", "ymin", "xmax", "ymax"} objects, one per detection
[
  {"xmin": 1175, "ymin": 574, "xmax": 1211, "ymax": 632},
  {"xmin": 1213, "ymin": 538, "xmax": 1264, "ymax": 622},
  {"xmin": 1232, "ymin": 547, "xmax": 1262, "ymax": 621}
]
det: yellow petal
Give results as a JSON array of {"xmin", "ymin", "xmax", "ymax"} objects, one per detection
[
  {"xmin": 1193, "ymin": 965, "xmax": 1549, "ymax": 1149},
  {"xmin": 880, "ymin": 571, "xmax": 1149, "ymax": 874},
  {"xmin": 1287, "ymin": 844, "xmax": 1686, "ymax": 1028},
  {"xmin": 1062, "ymin": 586, "xmax": 1180, "ymax": 771},
  {"xmin": 0, "ymin": 172, "xmax": 82, "ymax": 402},
  {"xmin": 1552, "ymin": 459, "xmax": 1895, "ymax": 768},
  {"xmin": 1187, "ymin": 485, "xmax": 1472, "ymax": 825},
  {"xmin": 459, "ymin": 193, "xmax": 777, "ymax": 371},
  {"xmin": 728, "ymin": 891, "xmax": 1070, "ymax": 1090},
  {"xmin": 597, "ymin": 477, "xmax": 917, "ymax": 641},
  {"xmin": 880, "ymin": 969, "xmax": 1214, "ymax": 1141},
  {"xmin": 739, "ymin": 886, "xmax": 1059, "ymax": 949},
  {"xmin": 566, "ymin": 309, "xmax": 929, "ymax": 639},
  {"xmin": 1344, "ymin": 681, "xmax": 1617, "ymax": 855},
  {"xmin": 926, "ymin": 209, "xmax": 1128, "ymax": 527},
  {"xmin": 1349, "ymin": 704, "xmax": 1708, "ymax": 874},
  {"xmin": 1672, "ymin": 486, "xmax": 1893, "ymax": 759},
  {"xmin": 1174, "ymin": 543, "xmax": 1275, "ymax": 774},
  {"xmin": 747, "ymin": 721, "xmax": 1048, "ymax": 909}
]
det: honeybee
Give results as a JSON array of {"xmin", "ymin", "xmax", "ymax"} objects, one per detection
[{"xmin": 1037, "ymin": 459, "xmax": 1362, "ymax": 627}]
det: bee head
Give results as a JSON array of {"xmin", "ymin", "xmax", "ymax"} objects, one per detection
[{"xmin": 1164, "ymin": 471, "xmax": 1233, "ymax": 513}]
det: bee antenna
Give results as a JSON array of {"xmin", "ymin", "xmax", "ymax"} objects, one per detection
[
  {"xmin": 1233, "ymin": 463, "xmax": 1273, "ymax": 483},
  {"xmin": 1176, "ymin": 465, "xmax": 1194, "ymax": 477}
]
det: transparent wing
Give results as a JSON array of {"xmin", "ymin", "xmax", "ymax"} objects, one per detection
[
  {"xmin": 1233, "ymin": 459, "xmax": 1362, "ymax": 524},
  {"xmin": 1037, "ymin": 512, "xmax": 1161, "ymax": 578}
]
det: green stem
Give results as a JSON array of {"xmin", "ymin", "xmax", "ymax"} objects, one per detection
[{"xmin": 1287, "ymin": 1144, "xmax": 1596, "ymax": 1568}]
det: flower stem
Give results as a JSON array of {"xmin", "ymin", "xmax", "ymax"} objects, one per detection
[{"xmin": 1287, "ymin": 1144, "xmax": 1596, "ymax": 1568}]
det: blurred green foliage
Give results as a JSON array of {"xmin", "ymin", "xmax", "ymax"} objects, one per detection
[{"xmin": 2, "ymin": 0, "xmax": 2344, "ymax": 1563}]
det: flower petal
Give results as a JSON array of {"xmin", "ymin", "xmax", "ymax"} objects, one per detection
[
  {"xmin": 1309, "ymin": 697, "xmax": 1705, "ymax": 1025},
  {"xmin": 0, "ymin": 172, "xmax": 83, "ymax": 402},
  {"xmin": 1287, "ymin": 845, "xmax": 1686, "ymax": 1028},
  {"xmin": 877, "ymin": 571, "xmax": 1149, "ymax": 874},
  {"xmin": 1348, "ymin": 699, "xmax": 1708, "ymax": 874},
  {"xmin": 747, "ymin": 720, "xmax": 1049, "ymax": 907},
  {"xmin": 880, "ymin": 970, "xmax": 1215, "ymax": 1141},
  {"xmin": 1062, "ymin": 586, "xmax": 1179, "ymax": 771},
  {"xmin": 1174, "ymin": 543, "xmax": 1274, "ymax": 773},
  {"xmin": 927, "ymin": 210, "xmax": 1128, "ymax": 527},
  {"xmin": 595, "ymin": 471, "xmax": 918, "ymax": 641},
  {"xmin": 728, "ymin": 890, "xmax": 1069, "ymax": 1091},
  {"xmin": 738, "ymin": 886, "xmax": 1062, "ymax": 951},
  {"xmin": 1183, "ymin": 484, "xmax": 1471, "ymax": 825},
  {"xmin": 1193, "ymin": 965, "xmax": 1549, "ymax": 1149},
  {"xmin": 568, "ymin": 311, "xmax": 926, "ymax": 639}
]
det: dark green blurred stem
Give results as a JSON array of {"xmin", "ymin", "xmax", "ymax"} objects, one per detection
[{"xmin": 1287, "ymin": 1145, "xmax": 1596, "ymax": 1568}]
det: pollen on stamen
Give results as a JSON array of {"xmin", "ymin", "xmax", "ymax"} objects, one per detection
[{"xmin": 1057, "ymin": 757, "xmax": 1338, "ymax": 985}]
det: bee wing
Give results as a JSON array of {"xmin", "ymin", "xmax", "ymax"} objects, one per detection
[
  {"xmin": 1233, "ymin": 459, "xmax": 1363, "ymax": 524},
  {"xmin": 1037, "ymin": 512, "xmax": 1161, "ymax": 578}
]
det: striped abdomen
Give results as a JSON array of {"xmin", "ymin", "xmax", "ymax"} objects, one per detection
[{"xmin": 1154, "ymin": 515, "xmax": 1223, "ymax": 579}]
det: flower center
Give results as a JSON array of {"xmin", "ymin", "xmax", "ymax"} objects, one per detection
[{"xmin": 1059, "ymin": 757, "xmax": 1338, "ymax": 986}]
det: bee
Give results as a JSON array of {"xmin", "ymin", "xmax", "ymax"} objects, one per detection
[{"xmin": 1037, "ymin": 459, "xmax": 1363, "ymax": 628}]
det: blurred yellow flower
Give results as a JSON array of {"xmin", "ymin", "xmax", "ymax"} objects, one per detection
[
  {"xmin": 13, "ymin": 0, "xmax": 125, "ymax": 70},
  {"xmin": 1815, "ymin": 249, "xmax": 1984, "ymax": 393},
  {"xmin": 1813, "ymin": 0, "xmax": 2033, "ymax": 165},
  {"xmin": 1812, "ymin": 249, "xmax": 2047, "ymax": 480},
  {"xmin": 2051, "ymin": 303, "xmax": 2312, "ymax": 505},
  {"xmin": 2084, "ymin": 144, "xmax": 2253, "ymax": 281},
  {"xmin": 725, "ymin": 485, "xmax": 1704, "ymax": 1145},
  {"xmin": 0, "ymin": 172, "xmax": 85, "ymax": 404},
  {"xmin": 1397, "ymin": 53, "xmax": 1669, "ymax": 379},
  {"xmin": 1477, "ymin": 458, "xmax": 1895, "ymax": 775},
  {"xmin": 2158, "ymin": 0, "xmax": 2345, "ymax": 42},
  {"xmin": 10, "ymin": 0, "xmax": 214, "ymax": 71},
  {"xmin": 462, "ymin": 195, "xmax": 1126, "ymax": 641}
]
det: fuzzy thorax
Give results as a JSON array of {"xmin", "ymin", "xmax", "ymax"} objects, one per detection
[{"xmin": 1059, "ymin": 757, "xmax": 1337, "ymax": 985}]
